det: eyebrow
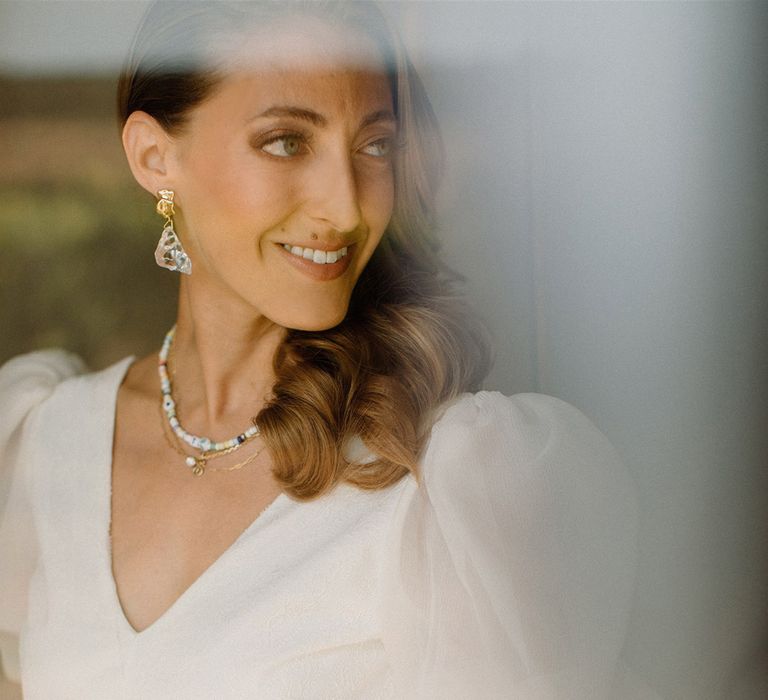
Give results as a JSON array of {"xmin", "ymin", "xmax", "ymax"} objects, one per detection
[
  {"xmin": 249, "ymin": 106, "xmax": 397, "ymax": 129},
  {"xmin": 360, "ymin": 108, "xmax": 397, "ymax": 129}
]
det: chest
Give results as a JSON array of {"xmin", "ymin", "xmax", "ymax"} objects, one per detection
[
  {"xmin": 29, "ymin": 386, "xmax": 409, "ymax": 625},
  {"xmin": 110, "ymin": 454, "xmax": 286, "ymax": 633},
  {"xmin": 20, "ymin": 363, "xmax": 411, "ymax": 697},
  {"xmin": 109, "ymin": 386, "xmax": 289, "ymax": 633},
  {"xmin": 26, "ymin": 433, "xmax": 407, "ymax": 697}
]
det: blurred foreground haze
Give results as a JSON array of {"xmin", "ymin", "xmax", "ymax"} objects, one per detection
[{"xmin": 1, "ymin": 2, "xmax": 767, "ymax": 699}]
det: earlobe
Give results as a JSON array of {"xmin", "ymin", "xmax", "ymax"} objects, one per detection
[{"xmin": 121, "ymin": 111, "xmax": 174, "ymax": 196}]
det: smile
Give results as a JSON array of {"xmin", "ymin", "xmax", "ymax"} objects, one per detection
[
  {"xmin": 282, "ymin": 244, "xmax": 349, "ymax": 265},
  {"xmin": 276, "ymin": 241, "xmax": 355, "ymax": 282}
]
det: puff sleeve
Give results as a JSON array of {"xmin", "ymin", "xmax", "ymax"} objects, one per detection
[
  {"xmin": 0, "ymin": 349, "xmax": 87, "ymax": 681},
  {"xmin": 380, "ymin": 391, "xmax": 657, "ymax": 699}
]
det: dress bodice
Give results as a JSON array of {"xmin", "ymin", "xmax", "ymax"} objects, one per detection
[{"xmin": 0, "ymin": 350, "xmax": 655, "ymax": 699}]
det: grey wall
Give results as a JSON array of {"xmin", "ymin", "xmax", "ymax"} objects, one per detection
[{"xmin": 394, "ymin": 3, "xmax": 768, "ymax": 699}]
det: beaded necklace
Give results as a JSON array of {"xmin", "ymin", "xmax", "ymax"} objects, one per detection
[
  {"xmin": 158, "ymin": 325, "xmax": 260, "ymax": 455},
  {"xmin": 157, "ymin": 400, "xmax": 264, "ymax": 476}
]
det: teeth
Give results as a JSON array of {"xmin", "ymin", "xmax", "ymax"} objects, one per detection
[{"xmin": 282, "ymin": 243, "xmax": 349, "ymax": 265}]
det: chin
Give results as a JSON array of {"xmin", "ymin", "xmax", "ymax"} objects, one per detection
[{"xmin": 276, "ymin": 302, "xmax": 350, "ymax": 333}]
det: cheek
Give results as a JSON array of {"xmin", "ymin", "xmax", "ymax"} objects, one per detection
[
  {"xmin": 362, "ymin": 169, "xmax": 396, "ymax": 232},
  {"xmin": 182, "ymin": 152, "xmax": 295, "ymax": 257}
]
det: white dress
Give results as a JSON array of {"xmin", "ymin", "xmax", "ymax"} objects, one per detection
[{"xmin": 0, "ymin": 350, "xmax": 655, "ymax": 699}]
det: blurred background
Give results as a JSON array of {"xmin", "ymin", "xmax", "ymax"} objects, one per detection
[
  {"xmin": 0, "ymin": 1, "xmax": 177, "ymax": 367},
  {"xmin": 1, "ymin": 1, "xmax": 767, "ymax": 699}
]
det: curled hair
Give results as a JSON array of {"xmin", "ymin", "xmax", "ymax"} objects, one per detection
[{"xmin": 118, "ymin": 0, "xmax": 492, "ymax": 499}]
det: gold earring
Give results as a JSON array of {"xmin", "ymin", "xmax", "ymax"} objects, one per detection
[{"xmin": 154, "ymin": 189, "xmax": 192, "ymax": 275}]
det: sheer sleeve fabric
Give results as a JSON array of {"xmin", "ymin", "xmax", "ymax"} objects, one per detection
[
  {"xmin": 380, "ymin": 391, "xmax": 654, "ymax": 699},
  {"xmin": 0, "ymin": 350, "xmax": 87, "ymax": 681}
]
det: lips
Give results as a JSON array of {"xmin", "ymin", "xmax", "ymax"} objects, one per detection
[{"xmin": 276, "ymin": 241, "xmax": 356, "ymax": 282}]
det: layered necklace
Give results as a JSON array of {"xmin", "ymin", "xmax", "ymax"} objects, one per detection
[{"xmin": 158, "ymin": 325, "xmax": 262, "ymax": 476}]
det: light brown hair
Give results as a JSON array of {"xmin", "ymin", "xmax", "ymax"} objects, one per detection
[{"xmin": 117, "ymin": 0, "xmax": 492, "ymax": 499}]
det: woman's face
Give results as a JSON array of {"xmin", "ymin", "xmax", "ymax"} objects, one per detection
[{"xmin": 166, "ymin": 19, "xmax": 397, "ymax": 330}]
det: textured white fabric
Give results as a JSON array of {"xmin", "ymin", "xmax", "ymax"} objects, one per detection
[{"xmin": 0, "ymin": 350, "xmax": 655, "ymax": 699}]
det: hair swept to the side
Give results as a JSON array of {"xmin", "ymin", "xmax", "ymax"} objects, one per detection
[{"xmin": 118, "ymin": 0, "xmax": 493, "ymax": 499}]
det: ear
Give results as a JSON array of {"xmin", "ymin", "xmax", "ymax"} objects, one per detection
[{"xmin": 121, "ymin": 111, "xmax": 176, "ymax": 197}]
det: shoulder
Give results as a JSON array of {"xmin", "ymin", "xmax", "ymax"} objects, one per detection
[
  {"xmin": 419, "ymin": 390, "xmax": 637, "ymax": 524},
  {"xmin": 0, "ymin": 349, "xmax": 89, "ymax": 435},
  {"xmin": 0, "ymin": 348, "xmax": 88, "ymax": 396},
  {"xmin": 0, "ymin": 350, "xmax": 134, "ymax": 449},
  {"xmin": 425, "ymin": 390, "xmax": 626, "ymax": 474},
  {"xmin": 426, "ymin": 390, "xmax": 600, "ymax": 460}
]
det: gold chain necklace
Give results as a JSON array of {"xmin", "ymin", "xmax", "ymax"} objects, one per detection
[{"xmin": 158, "ymin": 401, "xmax": 264, "ymax": 476}]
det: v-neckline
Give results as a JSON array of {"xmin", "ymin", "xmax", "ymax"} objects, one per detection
[{"xmin": 101, "ymin": 355, "xmax": 290, "ymax": 638}]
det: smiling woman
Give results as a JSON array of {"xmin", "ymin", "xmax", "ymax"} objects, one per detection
[
  {"xmin": 112, "ymin": 1, "xmax": 488, "ymax": 501},
  {"xmin": 0, "ymin": 1, "xmax": 646, "ymax": 699},
  {"xmin": 124, "ymin": 50, "xmax": 396, "ymax": 328}
]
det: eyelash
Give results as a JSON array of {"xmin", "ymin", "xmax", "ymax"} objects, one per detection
[{"xmin": 256, "ymin": 131, "xmax": 400, "ymax": 160}]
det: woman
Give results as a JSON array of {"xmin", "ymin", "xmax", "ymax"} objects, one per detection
[{"xmin": 0, "ymin": 1, "xmax": 642, "ymax": 698}]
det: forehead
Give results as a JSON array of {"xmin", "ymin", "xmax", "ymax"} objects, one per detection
[
  {"xmin": 200, "ymin": 16, "xmax": 393, "ymax": 124},
  {"xmin": 216, "ymin": 15, "xmax": 388, "ymax": 73}
]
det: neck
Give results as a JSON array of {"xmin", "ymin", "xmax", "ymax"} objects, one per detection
[{"xmin": 166, "ymin": 277, "xmax": 287, "ymax": 441}]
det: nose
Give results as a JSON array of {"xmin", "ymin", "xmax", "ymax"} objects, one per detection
[{"xmin": 308, "ymin": 149, "xmax": 363, "ymax": 235}]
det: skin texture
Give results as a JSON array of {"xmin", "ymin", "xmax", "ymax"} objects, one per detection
[
  {"xmin": 111, "ymin": 20, "xmax": 396, "ymax": 633},
  {"xmin": 166, "ymin": 41, "xmax": 396, "ymax": 333}
]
